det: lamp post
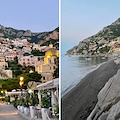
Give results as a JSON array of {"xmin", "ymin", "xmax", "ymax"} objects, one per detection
[{"xmin": 19, "ymin": 77, "xmax": 24, "ymax": 98}]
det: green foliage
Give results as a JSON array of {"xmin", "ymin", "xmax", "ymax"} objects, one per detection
[
  {"xmin": 99, "ymin": 46, "xmax": 110, "ymax": 53},
  {"xmin": 24, "ymin": 95, "xmax": 30, "ymax": 108},
  {"xmin": 30, "ymin": 93, "xmax": 39, "ymax": 106},
  {"xmin": 26, "ymin": 72, "xmax": 42, "ymax": 82},
  {"xmin": 31, "ymin": 50, "xmax": 45, "ymax": 56},
  {"xmin": 20, "ymin": 97, "xmax": 25, "ymax": 106},
  {"xmin": 53, "ymin": 57, "xmax": 59, "ymax": 78},
  {"xmin": 18, "ymin": 72, "xmax": 42, "ymax": 88},
  {"xmin": 5, "ymin": 96, "xmax": 10, "ymax": 102},
  {"xmin": 13, "ymin": 97, "xmax": 19, "ymax": 108},
  {"xmin": 8, "ymin": 58, "xmax": 35, "ymax": 78},
  {"xmin": 53, "ymin": 67, "xmax": 59, "ymax": 78},
  {"xmin": 41, "ymin": 90, "xmax": 51, "ymax": 108},
  {"xmin": 9, "ymin": 45, "xmax": 15, "ymax": 49},
  {"xmin": 8, "ymin": 58, "xmax": 22, "ymax": 78},
  {"xmin": 22, "ymin": 66, "xmax": 35, "ymax": 73},
  {"xmin": 23, "ymin": 52, "xmax": 31, "ymax": 56},
  {"xmin": 40, "ymin": 39, "xmax": 59, "ymax": 49},
  {"xmin": 12, "ymin": 94, "xmax": 31, "ymax": 108},
  {"xmin": 18, "ymin": 46, "xmax": 23, "ymax": 49},
  {"xmin": 13, "ymin": 100, "xmax": 19, "ymax": 108},
  {"xmin": 77, "ymin": 48, "xmax": 83, "ymax": 53},
  {"xmin": 0, "ymin": 72, "xmax": 41, "ymax": 91},
  {"xmin": 1, "ymin": 78, "xmax": 20, "ymax": 91},
  {"xmin": 54, "ymin": 105, "xmax": 59, "ymax": 119}
]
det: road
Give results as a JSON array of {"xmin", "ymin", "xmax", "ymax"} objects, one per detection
[{"xmin": 0, "ymin": 103, "xmax": 26, "ymax": 120}]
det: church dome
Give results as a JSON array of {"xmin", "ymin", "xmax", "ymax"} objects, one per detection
[{"xmin": 45, "ymin": 48, "xmax": 59, "ymax": 58}]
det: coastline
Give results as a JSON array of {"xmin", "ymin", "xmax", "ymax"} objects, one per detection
[
  {"xmin": 62, "ymin": 60, "xmax": 108, "ymax": 97},
  {"xmin": 62, "ymin": 59, "xmax": 120, "ymax": 120},
  {"xmin": 64, "ymin": 53, "xmax": 116, "ymax": 58}
]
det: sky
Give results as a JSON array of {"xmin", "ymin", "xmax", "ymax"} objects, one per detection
[
  {"xmin": 0, "ymin": 0, "xmax": 59, "ymax": 32},
  {"xmin": 61, "ymin": 0, "xmax": 120, "ymax": 55}
]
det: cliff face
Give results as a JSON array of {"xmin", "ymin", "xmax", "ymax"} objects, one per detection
[
  {"xmin": 67, "ymin": 18, "xmax": 120, "ymax": 56},
  {"xmin": 87, "ymin": 60, "xmax": 120, "ymax": 120},
  {"xmin": 0, "ymin": 24, "xmax": 59, "ymax": 47}
]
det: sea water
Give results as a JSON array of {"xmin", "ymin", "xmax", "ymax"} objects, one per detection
[{"xmin": 61, "ymin": 56, "xmax": 112, "ymax": 97}]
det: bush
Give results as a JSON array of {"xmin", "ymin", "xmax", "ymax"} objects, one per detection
[
  {"xmin": 99, "ymin": 46, "xmax": 110, "ymax": 53},
  {"xmin": 5, "ymin": 96, "xmax": 10, "ymax": 102},
  {"xmin": 30, "ymin": 93, "xmax": 39, "ymax": 106},
  {"xmin": 54, "ymin": 105, "xmax": 59, "ymax": 119},
  {"xmin": 41, "ymin": 90, "xmax": 51, "ymax": 108}
]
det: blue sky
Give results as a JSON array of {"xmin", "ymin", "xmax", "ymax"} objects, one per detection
[
  {"xmin": 61, "ymin": 0, "xmax": 120, "ymax": 54},
  {"xmin": 0, "ymin": 0, "xmax": 59, "ymax": 32}
]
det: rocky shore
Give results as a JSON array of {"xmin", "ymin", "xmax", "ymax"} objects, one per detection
[
  {"xmin": 62, "ymin": 59, "xmax": 120, "ymax": 120},
  {"xmin": 87, "ymin": 59, "xmax": 120, "ymax": 120}
]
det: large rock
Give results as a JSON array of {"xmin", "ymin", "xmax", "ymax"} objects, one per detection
[
  {"xmin": 87, "ymin": 69, "xmax": 120, "ymax": 120},
  {"xmin": 23, "ymin": 30, "xmax": 31, "ymax": 36}
]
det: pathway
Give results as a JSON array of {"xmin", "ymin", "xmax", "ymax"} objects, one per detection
[{"xmin": 0, "ymin": 102, "xmax": 26, "ymax": 120}]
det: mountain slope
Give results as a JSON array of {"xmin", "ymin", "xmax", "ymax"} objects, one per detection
[
  {"xmin": 0, "ymin": 24, "xmax": 59, "ymax": 47},
  {"xmin": 67, "ymin": 18, "xmax": 120, "ymax": 56}
]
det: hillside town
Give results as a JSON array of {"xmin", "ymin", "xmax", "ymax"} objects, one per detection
[
  {"xmin": 0, "ymin": 37, "xmax": 59, "ymax": 120},
  {"xmin": 0, "ymin": 37, "xmax": 58, "ymax": 78}
]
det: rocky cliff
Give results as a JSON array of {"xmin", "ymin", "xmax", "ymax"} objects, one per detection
[
  {"xmin": 87, "ymin": 59, "xmax": 120, "ymax": 120},
  {"xmin": 67, "ymin": 18, "xmax": 120, "ymax": 56},
  {"xmin": 0, "ymin": 24, "xmax": 59, "ymax": 47}
]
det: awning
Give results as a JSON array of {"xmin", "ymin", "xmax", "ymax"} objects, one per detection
[{"xmin": 36, "ymin": 78, "xmax": 59, "ymax": 90}]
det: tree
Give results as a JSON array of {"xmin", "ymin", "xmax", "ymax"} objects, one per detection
[
  {"xmin": 14, "ymin": 56, "xmax": 18, "ymax": 64},
  {"xmin": 53, "ymin": 57, "xmax": 59, "ymax": 78},
  {"xmin": 26, "ymin": 72, "xmax": 42, "ymax": 82},
  {"xmin": 0, "ymin": 78, "xmax": 20, "ymax": 91},
  {"xmin": 31, "ymin": 50, "xmax": 45, "ymax": 56},
  {"xmin": 53, "ymin": 67, "xmax": 59, "ymax": 78},
  {"xmin": 22, "ymin": 66, "xmax": 35, "ymax": 73},
  {"xmin": 18, "ymin": 72, "xmax": 42, "ymax": 89}
]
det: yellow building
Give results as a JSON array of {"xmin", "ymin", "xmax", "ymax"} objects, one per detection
[{"xmin": 35, "ymin": 44, "xmax": 59, "ymax": 83}]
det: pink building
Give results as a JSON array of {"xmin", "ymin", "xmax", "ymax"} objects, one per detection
[{"xmin": 18, "ymin": 55, "xmax": 44, "ymax": 67}]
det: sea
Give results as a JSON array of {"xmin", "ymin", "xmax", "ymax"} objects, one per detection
[{"xmin": 61, "ymin": 55, "xmax": 112, "ymax": 97}]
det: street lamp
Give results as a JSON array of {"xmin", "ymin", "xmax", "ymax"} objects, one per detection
[{"xmin": 19, "ymin": 77, "xmax": 24, "ymax": 97}]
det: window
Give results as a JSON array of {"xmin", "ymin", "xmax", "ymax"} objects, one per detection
[
  {"xmin": 54, "ymin": 58, "xmax": 56, "ymax": 64},
  {"xmin": 50, "ymin": 67, "xmax": 51, "ymax": 70},
  {"xmin": 53, "ymin": 66, "xmax": 55, "ymax": 69},
  {"xmin": 43, "ymin": 77, "xmax": 45, "ymax": 80},
  {"xmin": 47, "ymin": 76, "xmax": 49, "ymax": 80},
  {"xmin": 49, "ymin": 60, "xmax": 51, "ymax": 63}
]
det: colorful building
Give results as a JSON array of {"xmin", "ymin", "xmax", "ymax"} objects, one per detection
[{"xmin": 35, "ymin": 44, "xmax": 59, "ymax": 83}]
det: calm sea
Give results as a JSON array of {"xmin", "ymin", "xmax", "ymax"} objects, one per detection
[{"xmin": 61, "ymin": 56, "xmax": 112, "ymax": 97}]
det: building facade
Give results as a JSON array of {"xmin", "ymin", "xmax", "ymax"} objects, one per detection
[{"xmin": 35, "ymin": 44, "xmax": 59, "ymax": 83}]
